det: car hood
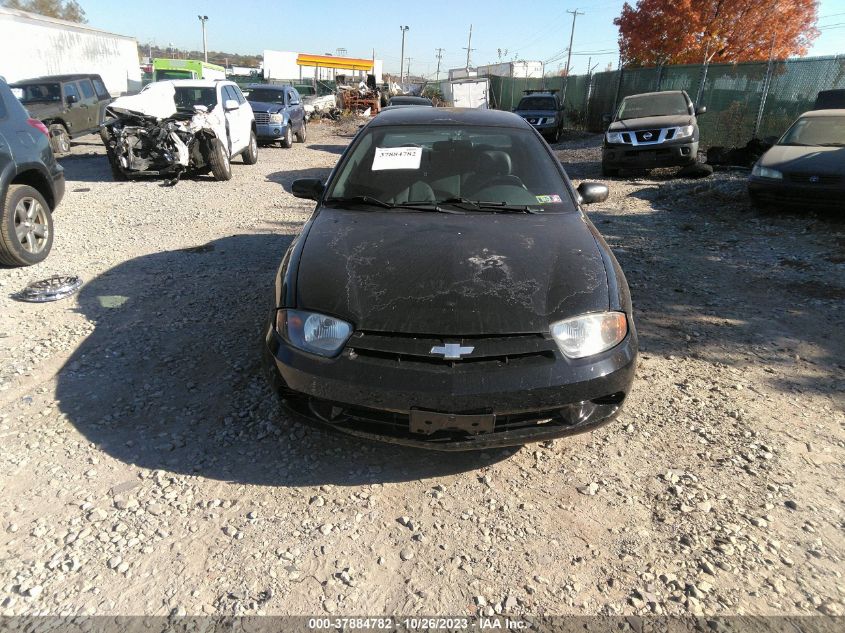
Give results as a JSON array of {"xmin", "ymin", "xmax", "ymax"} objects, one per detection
[
  {"xmin": 295, "ymin": 209, "xmax": 610, "ymax": 335},
  {"xmin": 248, "ymin": 100, "xmax": 285, "ymax": 114},
  {"xmin": 608, "ymin": 114, "xmax": 693, "ymax": 131},
  {"xmin": 758, "ymin": 144, "xmax": 845, "ymax": 175}
]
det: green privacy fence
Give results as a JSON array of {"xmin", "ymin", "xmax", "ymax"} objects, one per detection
[{"xmin": 488, "ymin": 55, "xmax": 845, "ymax": 148}]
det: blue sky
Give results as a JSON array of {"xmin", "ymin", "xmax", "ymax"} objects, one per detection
[{"xmin": 82, "ymin": 0, "xmax": 845, "ymax": 76}]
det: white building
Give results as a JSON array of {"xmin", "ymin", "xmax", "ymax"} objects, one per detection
[
  {"xmin": 476, "ymin": 61, "xmax": 544, "ymax": 79},
  {"xmin": 0, "ymin": 7, "xmax": 141, "ymax": 95},
  {"xmin": 263, "ymin": 50, "xmax": 383, "ymax": 83}
]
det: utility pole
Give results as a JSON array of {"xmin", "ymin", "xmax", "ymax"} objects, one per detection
[
  {"xmin": 406, "ymin": 57, "xmax": 412, "ymax": 81},
  {"xmin": 435, "ymin": 48, "xmax": 445, "ymax": 81},
  {"xmin": 463, "ymin": 24, "xmax": 476, "ymax": 69},
  {"xmin": 399, "ymin": 26, "xmax": 409, "ymax": 86},
  {"xmin": 563, "ymin": 9, "xmax": 584, "ymax": 78},
  {"xmin": 197, "ymin": 15, "xmax": 209, "ymax": 63}
]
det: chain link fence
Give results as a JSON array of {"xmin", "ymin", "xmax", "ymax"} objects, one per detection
[{"xmin": 488, "ymin": 55, "xmax": 845, "ymax": 148}]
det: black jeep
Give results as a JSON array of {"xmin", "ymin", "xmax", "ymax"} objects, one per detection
[{"xmin": 10, "ymin": 74, "xmax": 112, "ymax": 155}]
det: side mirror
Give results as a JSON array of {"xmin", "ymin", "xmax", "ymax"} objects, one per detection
[
  {"xmin": 290, "ymin": 99, "xmax": 300, "ymax": 106},
  {"xmin": 224, "ymin": 99, "xmax": 240, "ymax": 111},
  {"xmin": 695, "ymin": 105, "xmax": 707, "ymax": 115},
  {"xmin": 291, "ymin": 178, "xmax": 324, "ymax": 201},
  {"xmin": 577, "ymin": 181, "xmax": 609, "ymax": 205},
  {"xmin": 66, "ymin": 94, "xmax": 78, "ymax": 105},
  {"xmin": 601, "ymin": 113, "xmax": 612, "ymax": 124}
]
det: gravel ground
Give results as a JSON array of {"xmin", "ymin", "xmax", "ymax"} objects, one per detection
[{"xmin": 0, "ymin": 125, "xmax": 843, "ymax": 618}]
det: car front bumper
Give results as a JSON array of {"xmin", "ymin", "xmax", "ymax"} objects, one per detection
[
  {"xmin": 255, "ymin": 122, "xmax": 288, "ymax": 140},
  {"xmin": 262, "ymin": 320, "xmax": 638, "ymax": 450},
  {"xmin": 603, "ymin": 141, "xmax": 698, "ymax": 169},
  {"xmin": 748, "ymin": 178, "xmax": 844, "ymax": 210}
]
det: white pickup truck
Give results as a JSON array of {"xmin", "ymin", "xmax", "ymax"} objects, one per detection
[{"xmin": 101, "ymin": 79, "xmax": 258, "ymax": 182}]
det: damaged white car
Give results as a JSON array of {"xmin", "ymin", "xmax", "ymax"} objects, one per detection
[{"xmin": 101, "ymin": 80, "xmax": 258, "ymax": 183}]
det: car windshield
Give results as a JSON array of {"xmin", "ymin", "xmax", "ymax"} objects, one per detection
[
  {"xmin": 173, "ymin": 87, "xmax": 218, "ymax": 111},
  {"xmin": 617, "ymin": 93, "xmax": 689, "ymax": 119},
  {"xmin": 13, "ymin": 83, "xmax": 61, "ymax": 104},
  {"xmin": 325, "ymin": 124, "xmax": 576, "ymax": 213},
  {"xmin": 779, "ymin": 116, "xmax": 845, "ymax": 146},
  {"xmin": 248, "ymin": 89, "xmax": 285, "ymax": 103},
  {"xmin": 517, "ymin": 97, "xmax": 556, "ymax": 111}
]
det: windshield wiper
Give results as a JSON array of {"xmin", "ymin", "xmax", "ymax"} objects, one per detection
[
  {"xmin": 470, "ymin": 201, "xmax": 540, "ymax": 214},
  {"xmin": 324, "ymin": 195, "xmax": 394, "ymax": 209},
  {"xmin": 437, "ymin": 198, "xmax": 539, "ymax": 213},
  {"xmin": 817, "ymin": 142, "xmax": 845, "ymax": 147}
]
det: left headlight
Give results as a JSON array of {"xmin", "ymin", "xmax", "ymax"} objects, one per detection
[
  {"xmin": 751, "ymin": 163, "xmax": 783, "ymax": 180},
  {"xmin": 550, "ymin": 312, "xmax": 628, "ymax": 359},
  {"xmin": 269, "ymin": 112, "xmax": 284, "ymax": 123},
  {"xmin": 675, "ymin": 125, "xmax": 694, "ymax": 138},
  {"xmin": 275, "ymin": 309, "xmax": 353, "ymax": 357}
]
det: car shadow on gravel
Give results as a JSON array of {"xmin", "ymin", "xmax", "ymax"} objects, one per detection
[
  {"xmin": 59, "ymin": 153, "xmax": 113, "ymax": 182},
  {"xmin": 55, "ymin": 232, "xmax": 514, "ymax": 486},
  {"xmin": 266, "ymin": 168, "xmax": 334, "ymax": 194},
  {"xmin": 586, "ymin": 205, "xmax": 845, "ymax": 396}
]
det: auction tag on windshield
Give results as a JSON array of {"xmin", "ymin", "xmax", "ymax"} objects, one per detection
[
  {"xmin": 536, "ymin": 194, "xmax": 562, "ymax": 204},
  {"xmin": 372, "ymin": 146, "xmax": 423, "ymax": 171}
]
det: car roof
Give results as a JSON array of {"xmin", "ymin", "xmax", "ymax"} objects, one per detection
[
  {"xmin": 11, "ymin": 74, "xmax": 101, "ymax": 84},
  {"xmin": 247, "ymin": 84, "xmax": 286, "ymax": 90},
  {"xmin": 369, "ymin": 107, "xmax": 532, "ymax": 129},
  {"xmin": 799, "ymin": 109, "xmax": 845, "ymax": 117}
]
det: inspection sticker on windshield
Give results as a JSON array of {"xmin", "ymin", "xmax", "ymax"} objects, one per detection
[
  {"xmin": 536, "ymin": 194, "xmax": 562, "ymax": 204},
  {"xmin": 372, "ymin": 147, "xmax": 423, "ymax": 171}
]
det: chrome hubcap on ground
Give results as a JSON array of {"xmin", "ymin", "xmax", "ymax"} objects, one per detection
[{"xmin": 14, "ymin": 197, "xmax": 49, "ymax": 254}]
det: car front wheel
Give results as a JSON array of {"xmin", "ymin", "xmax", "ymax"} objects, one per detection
[
  {"xmin": 242, "ymin": 131, "xmax": 259, "ymax": 165},
  {"xmin": 0, "ymin": 184, "xmax": 54, "ymax": 267},
  {"xmin": 280, "ymin": 125, "xmax": 293, "ymax": 149},
  {"xmin": 208, "ymin": 138, "xmax": 232, "ymax": 181},
  {"xmin": 49, "ymin": 124, "xmax": 71, "ymax": 155}
]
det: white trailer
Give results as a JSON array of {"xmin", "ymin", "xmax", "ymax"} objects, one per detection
[
  {"xmin": 448, "ymin": 78, "xmax": 489, "ymax": 109},
  {"xmin": 0, "ymin": 7, "xmax": 141, "ymax": 96}
]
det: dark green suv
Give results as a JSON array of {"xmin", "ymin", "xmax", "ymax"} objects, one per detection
[{"xmin": 10, "ymin": 74, "xmax": 112, "ymax": 155}]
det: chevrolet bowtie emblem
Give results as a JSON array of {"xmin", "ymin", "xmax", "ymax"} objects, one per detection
[{"xmin": 431, "ymin": 343, "xmax": 475, "ymax": 360}]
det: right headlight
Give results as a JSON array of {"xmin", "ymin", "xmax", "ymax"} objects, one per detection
[
  {"xmin": 550, "ymin": 312, "xmax": 628, "ymax": 359},
  {"xmin": 751, "ymin": 163, "xmax": 783, "ymax": 180},
  {"xmin": 606, "ymin": 131, "xmax": 625, "ymax": 144},
  {"xmin": 275, "ymin": 309, "xmax": 352, "ymax": 357}
]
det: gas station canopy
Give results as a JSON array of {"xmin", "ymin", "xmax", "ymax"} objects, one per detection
[{"xmin": 296, "ymin": 53, "xmax": 373, "ymax": 72}]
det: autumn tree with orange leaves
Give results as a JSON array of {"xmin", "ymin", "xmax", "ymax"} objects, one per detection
[{"xmin": 614, "ymin": 0, "xmax": 819, "ymax": 67}]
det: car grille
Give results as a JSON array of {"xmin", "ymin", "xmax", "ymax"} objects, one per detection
[
  {"xmin": 634, "ymin": 129, "xmax": 662, "ymax": 143},
  {"xmin": 346, "ymin": 331, "xmax": 558, "ymax": 371},
  {"xmin": 787, "ymin": 173, "xmax": 842, "ymax": 185},
  {"xmin": 253, "ymin": 112, "xmax": 270, "ymax": 124}
]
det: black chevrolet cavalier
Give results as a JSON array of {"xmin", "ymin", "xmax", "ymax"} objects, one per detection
[{"xmin": 263, "ymin": 107, "xmax": 637, "ymax": 450}]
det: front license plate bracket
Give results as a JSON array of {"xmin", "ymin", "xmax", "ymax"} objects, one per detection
[{"xmin": 409, "ymin": 410, "xmax": 495, "ymax": 436}]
